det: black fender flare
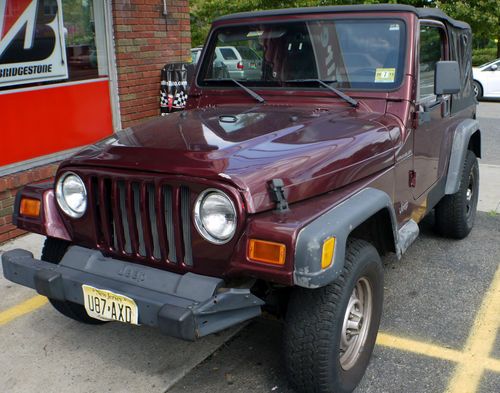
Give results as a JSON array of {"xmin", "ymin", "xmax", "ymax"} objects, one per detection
[
  {"xmin": 293, "ymin": 188, "xmax": 399, "ymax": 289},
  {"xmin": 445, "ymin": 119, "xmax": 481, "ymax": 195}
]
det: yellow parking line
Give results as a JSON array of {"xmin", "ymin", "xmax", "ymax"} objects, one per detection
[
  {"xmin": 445, "ymin": 266, "xmax": 500, "ymax": 393},
  {"xmin": 484, "ymin": 357, "xmax": 500, "ymax": 373},
  {"xmin": 377, "ymin": 332, "xmax": 500, "ymax": 373},
  {"xmin": 0, "ymin": 295, "xmax": 48, "ymax": 326},
  {"xmin": 376, "ymin": 332, "xmax": 466, "ymax": 363},
  {"xmin": 0, "ymin": 274, "xmax": 498, "ymax": 393}
]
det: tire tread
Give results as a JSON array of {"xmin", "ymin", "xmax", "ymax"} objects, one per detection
[{"xmin": 283, "ymin": 239, "xmax": 382, "ymax": 393}]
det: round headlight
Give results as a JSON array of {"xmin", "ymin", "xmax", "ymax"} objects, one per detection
[
  {"xmin": 56, "ymin": 172, "xmax": 87, "ymax": 218},
  {"xmin": 194, "ymin": 189, "xmax": 237, "ymax": 244}
]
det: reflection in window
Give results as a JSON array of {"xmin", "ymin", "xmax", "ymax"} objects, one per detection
[
  {"xmin": 63, "ymin": 0, "xmax": 109, "ymax": 81},
  {"xmin": 0, "ymin": 0, "xmax": 109, "ymax": 91},
  {"xmin": 199, "ymin": 19, "xmax": 406, "ymax": 90}
]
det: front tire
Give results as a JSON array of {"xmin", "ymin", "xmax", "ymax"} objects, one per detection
[
  {"xmin": 42, "ymin": 237, "xmax": 106, "ymax": 325},
  {"xmin": 283, "ymin": 239, "xmax": 383, "ymax": 393},
  {"xmin": 435, "ymin": 150, "xmax": 479, "ymax": 239}
]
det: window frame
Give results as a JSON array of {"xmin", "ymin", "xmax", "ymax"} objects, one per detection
[{"xmin": 416, "ymin": 19, "xmax": 449, "ymax": 105}]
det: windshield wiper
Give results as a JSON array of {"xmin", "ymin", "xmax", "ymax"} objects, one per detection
[
  {"xmin": 285, "ymin": 79, "xmax": 358, "ymax": 107},
  {"xmin": 224, "ymin": 78, "xmax": 266, "ymax": 104}
]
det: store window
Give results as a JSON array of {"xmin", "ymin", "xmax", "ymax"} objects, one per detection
[
  {"xmin": 63, "ymin": 0, "xmax": 109, "ymax": 81},
  {"xmin": 0, "ymin": 0, "xmax": 115, "ymax": 170},
  {"xmin": 0, "ymin": 0, "xmax": 109, "ymax": 90}
]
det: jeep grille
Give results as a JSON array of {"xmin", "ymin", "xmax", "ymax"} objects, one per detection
[{"xmin": 90, "ymin": 176, "xmax": 193, "ymax": 266}]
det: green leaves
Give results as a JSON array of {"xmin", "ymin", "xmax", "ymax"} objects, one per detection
[{"xmin": 190, "ymin": 0, "xmax": 500, "ymax": 57}]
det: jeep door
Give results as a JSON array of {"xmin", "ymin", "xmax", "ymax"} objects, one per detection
[{"xmin": 412, "ymin": 21, "xmax": 453, "ymax": 198}]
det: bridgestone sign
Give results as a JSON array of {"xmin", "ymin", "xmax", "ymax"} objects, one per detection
[{"xmin": 0, "ymin": 0, "xmax": 68, "ymax": 88}]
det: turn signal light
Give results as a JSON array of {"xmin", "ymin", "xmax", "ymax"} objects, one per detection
[
  {"xmin": 20, "ymin": 198, "xmax": 41, "ymax": 218},
  {"xmin": 321, "ymin": 237, "xmax": 336, "ymax": 269},
  {"xmin": 248, "ymin": 239, "xmax": 286, "ymax": 265}
]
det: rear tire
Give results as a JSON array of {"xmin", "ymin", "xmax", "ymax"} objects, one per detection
[
  {"xmin": 473, "ymin": 81, "xmax": 483, "ymax": 100},
  {"xmin": 435, "ymin": 150, "xmax": 479, "ymax": 239},
  {"xmin": 283, "ymin": 239, "xmax": 383, "ymax": 393},
  {"xmin": 42, "ymin": 237, "xmax": 107, "ymax": 325}
]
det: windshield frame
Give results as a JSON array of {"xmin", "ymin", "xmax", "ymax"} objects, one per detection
[{"xmin": 196, "ymin": 16, "xmax": 408, "ymax": 93}]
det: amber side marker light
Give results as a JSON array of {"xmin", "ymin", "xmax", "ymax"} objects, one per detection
[
  {"xmin": 248, "ymin": 239, "xmax": 286, "ymax": 265},
  {"xmin": 19, "ymin": 198, "xmax": 41, "ymax": 218},
  {"xmin": 321, "ymin": 237, "xmax": 336, "ymax": 269}
]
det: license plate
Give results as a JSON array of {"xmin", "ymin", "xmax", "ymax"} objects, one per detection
[{"xmin": 82, "ymin": 284, "xmax": 138, "ymax": 324}]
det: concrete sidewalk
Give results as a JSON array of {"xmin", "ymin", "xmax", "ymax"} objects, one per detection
[{"xmin": 478, "ymin": 164, "xmax": 500, "ymax": 214}]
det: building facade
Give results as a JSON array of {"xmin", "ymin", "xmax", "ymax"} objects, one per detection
[{"xmin": 0, "ymin": 0, "xmax": 191, "ymax": 243}]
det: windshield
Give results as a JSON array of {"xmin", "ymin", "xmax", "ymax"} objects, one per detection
[
  {"xmin": 198, "ymin": 19, "xmax": 406, "ymax": 90},
  {"xmin": 479, "ymin": 58, "xmax": 500, "ymax": 68}
]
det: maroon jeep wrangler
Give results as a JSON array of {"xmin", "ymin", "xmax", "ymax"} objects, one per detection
[{"xmin": 3, "ymin": 5, "xmax": 480, "ymax": 392}]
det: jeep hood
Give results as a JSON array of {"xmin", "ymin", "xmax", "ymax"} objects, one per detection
[{"xmin": 65, "ymin": 105, "xmax": 399, "ymax": 213}]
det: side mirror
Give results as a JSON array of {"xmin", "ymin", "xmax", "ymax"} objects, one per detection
[
  {"xmin": 435, "ymin": 61, "xmax": 460, "ymax": 95},
  {"xmin": 490, "ymin": 64, "xmax": 498, "ymax": 71}
]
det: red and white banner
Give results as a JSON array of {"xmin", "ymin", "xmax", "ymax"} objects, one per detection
[{"xmin": 0, "ymin": 0, "xmax": 68, "ymax": 87}]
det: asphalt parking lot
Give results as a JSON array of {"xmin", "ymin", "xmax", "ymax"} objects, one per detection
[{"xmin": 1, "ymin": 102, "xmax": 499, "ymax": 393}]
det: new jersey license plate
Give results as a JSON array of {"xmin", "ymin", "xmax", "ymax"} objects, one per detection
[{"xmin": 82, "ymin": 284, "xmax": 138, "ymax": 324}]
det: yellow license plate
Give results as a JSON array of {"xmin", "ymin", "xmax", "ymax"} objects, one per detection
[{"xmin": 82, "ymin": 284, "xmax": 139, "ymax": 324}]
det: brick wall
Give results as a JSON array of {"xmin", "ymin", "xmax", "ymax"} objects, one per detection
[
  {"xmin": 0, "ymin": 164, "xmax": 58, "ymax": 244},
  {"xmin": 113, "ymin": 0, "xmax": 192, "ymax": 128}
]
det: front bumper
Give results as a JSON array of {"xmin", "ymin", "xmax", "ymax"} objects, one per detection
[{"xmin": 1, "ymin": 246, "xmax": 263, "ymax": 341}]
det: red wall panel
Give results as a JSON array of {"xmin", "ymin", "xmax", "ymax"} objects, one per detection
[{"xmin": 0, "ymin": 79, "xmax": 114, "ymax": 167}]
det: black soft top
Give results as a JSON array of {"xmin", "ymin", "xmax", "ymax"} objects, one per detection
[{"xmin": 214, "ymin": 4, "xmax": 470, "ymax": 30}]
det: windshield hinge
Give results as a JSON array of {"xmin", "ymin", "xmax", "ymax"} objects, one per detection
[{"xmin": 268, "ymin": 179, "xmax": 289, "ymax": 212}]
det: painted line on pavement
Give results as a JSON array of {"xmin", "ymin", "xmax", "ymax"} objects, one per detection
[
  {"xmin": 0, "ymin": 270, "xmax": 499, "ymax": 393},
  {"xmin": 0, "ymin": 295, "xmax": 48, "ymax": 326},
  {"xmin": 376, "ymin": 332, "xmax": 500, "ymax": 373},
  {"xmin": 445, "ymin": 266, "xmax": 500, "ymax": 393}
]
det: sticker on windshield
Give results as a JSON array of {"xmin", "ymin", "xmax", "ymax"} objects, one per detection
[
  {"xmin": 375, "ymin": 68, "xmax": 396, "ymax": 83},
  {"xmin": 389, "ymin": 24, "xmax": 400, "ymax": 31}
]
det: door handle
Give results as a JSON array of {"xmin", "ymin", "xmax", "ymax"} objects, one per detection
[{"xmin": 416, "ymin": 104, "xmax": 432, "ymax": 125}]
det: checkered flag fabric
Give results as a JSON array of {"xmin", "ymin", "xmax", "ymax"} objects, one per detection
[
  {"xmin": 172, "ymin": 91, "xmax": 188, "ymax": 109},
  {"xmin": 160, "ymin": 90, "xmax": 168, "ymax": 108}
]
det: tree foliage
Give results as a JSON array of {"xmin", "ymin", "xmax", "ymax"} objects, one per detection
[
  {"xmin": 437, "ymin": 0, "xmax": 500, "ymax": 56},
  {"xmin": 190, "ymin": 0, "xmax": 500, "ymax": 57}
]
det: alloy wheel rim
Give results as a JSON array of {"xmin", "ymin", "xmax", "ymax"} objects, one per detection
[{"xmin": 339, "ymin": 277, "xmax": 373, "ymax": 370}]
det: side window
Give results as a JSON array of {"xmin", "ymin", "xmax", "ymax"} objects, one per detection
[
  {"xmin": 219, "ymin": 48, "xmax": 238, "ymax": 60},
  {"xmin": 419, "ymin": 25, "xmax": 445, "ymax": 100}
]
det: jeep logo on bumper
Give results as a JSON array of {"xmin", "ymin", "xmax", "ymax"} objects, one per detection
[{"xmin": 118, "ymin": 265, "xmax": 146, "ymax": 282}]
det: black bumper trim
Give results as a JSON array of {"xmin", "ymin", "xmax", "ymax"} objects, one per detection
[{"xmin": 2, "ymin": 247, "xmax": 263, "ymax": 341}]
